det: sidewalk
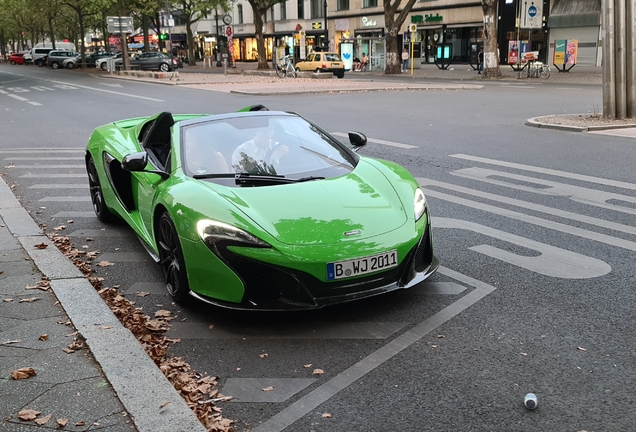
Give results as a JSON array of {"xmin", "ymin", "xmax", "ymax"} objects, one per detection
[{"xmin": 0, "ymin": 177, "xmax": 206, "ymax": 431}]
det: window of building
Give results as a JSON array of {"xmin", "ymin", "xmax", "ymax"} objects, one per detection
[
  {"xmin": 337, "ymin": 0, "xmax": 349, "ymax": 11},
  {"xmin": 271, "ymin": 6, "xmax": 275, "ymax": 21},
  {"xmin": 310, "ymin": 0, "xmax": 324, "ymax": 18},
  {"xmin": 298, "ymin": 0, "xmax": 304, "ymax": 19},
  {"xmin": 363, "ymin": 0, "xmax": 377, "ymax": 7},
  {"xmin": 238, "ymin": 4, "xmax": 243, "ymax": 24},
  {"xmin": 280, "ymin": 0, "xmax": 287, "ymax": 20}
]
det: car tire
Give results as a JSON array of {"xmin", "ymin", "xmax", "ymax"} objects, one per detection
[
  {"xmin": 10, "ymin": 60, "xmax": 16, "ymax": 65},
  {"xmin": 100, "ymin": 62, "xmax": 108, "ymax": 71},
  {"xmin": 51, "ymin": 62, "xmax": 59, "ymax": 69},
  {"xmin": 36, "ymin": 60, "xmax": 45, "ymax": 67},
  {"xmin": 159, "ymin": 63, "xmax": 170, "ymax": 72},
  {"xmin": 67, "ymin": 62, "xmax": 75, "ymax": 69},
  {"xmin": 315, "ymin": 68, "xmax": 321, "ymax": 73},
  {"xmin": 337, "ymin": 72, "xmax": 344, "ymax": 79},
  {"xmin": 86, "ymin": 156, "xmax": 116, "ymax": 223},
  {"xmin": 156, "ymin": 212, "xmax": 190, "ymax": 302}
]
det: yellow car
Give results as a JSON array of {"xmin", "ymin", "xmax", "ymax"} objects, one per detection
[{"xmin": 295, "ymin": 52, "xmax": 345, "ymax": 78}]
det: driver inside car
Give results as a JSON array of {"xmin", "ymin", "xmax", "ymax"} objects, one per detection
[
  {"xmin": 184, "ymin": 136, "xmax": 229, "ymax": 175},
  {"xmin": 231, "ymin": 127, "xmax": 289, "ymax": 172}
]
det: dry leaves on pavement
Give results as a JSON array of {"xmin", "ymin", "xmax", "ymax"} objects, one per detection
[
  {"xmin": 17, "ymin": 409, "xmax": 40, "ymax": 421},
  {"xmin": 12, "ymin": 367, "xmax": 37, "ymax": 380}
]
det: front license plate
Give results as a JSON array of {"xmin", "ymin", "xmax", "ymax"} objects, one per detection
[{"xmin": 327, "ymin": 250, "xmax": 398, "ymax": 281}]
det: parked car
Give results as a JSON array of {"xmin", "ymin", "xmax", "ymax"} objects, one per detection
[
  {"xmin": 295, "ymin": 52, "xmax": 345, "ymax": 78},
  {"xmin": 84, "ymin": 105, "xmax": 437, "ymax": 308},
  {"xmin": 95, "ymin": 52, "xmax": 134, "ymax": 71},
  {"xmin": 46, "ymin": 50, "xmax": 80, "ymax": 69},
  {"xmin": 84, "ymin": 51, "xmax": 118, "ymax": 67},
  {"xmin": 126, "ymin": 52, "xmax": 178, "ymax": 72},
  {"xmin": 9, "ymin": 52, "xmax": 27, "ymax": 65},
  {"xmin": 24, "ymin": 47, "xmax": 57, "ymax": 66}
]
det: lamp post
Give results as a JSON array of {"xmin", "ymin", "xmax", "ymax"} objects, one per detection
[{"xmin": 323, "ymin": 0, "xmax": 328, "ymax": 50}]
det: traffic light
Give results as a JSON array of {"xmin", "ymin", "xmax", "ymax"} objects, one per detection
[{"xmin": 159, "ymin": 33, "xmax": 167, "ymax": 40}]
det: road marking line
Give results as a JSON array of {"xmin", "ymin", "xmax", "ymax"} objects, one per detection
[
  {"xmin": 331, "ymin": 132, "xmax": 418, "ymax": 149},
  {"xmin": 9, "ymin": 157, "xmax": 82, "ymax": 161},
  {"xmin": 38, "ymin": 196, "xmax": 90, "ymax": 202},
  {"xmin": 0, "ymin": 149, "xmax": 82, "ymax": 153},
  {"xmin": 450, "ymin": 154, "xmax": 636, "ymax": 191},
  {"xmin": 7, "ymin": 94, "xmax": 28, "ymax": 101},
  {"xmin": 11, "ymin": 165, "xmax": 85, "ymax": 169},
  {"xmin": 45, "ymin": 78, "xmax": 165, "ymax": 101},
  {"xmin": 251, "ymin": 266, "xmax": 495, "ymax": 432},
  {"xmin": 52, "ymin": 211, "xmax": 97, "ymax": 218},
  {"xmin": 29, "ymin": 184, "xmax": 88, "ymax": 189},
  {"xmin": 417, "ymin": 177, "xmax": 636, "ymax": 252},
  {"xmin": 27, "ymin": 101, "xmax": 42, "ymax": 106}
]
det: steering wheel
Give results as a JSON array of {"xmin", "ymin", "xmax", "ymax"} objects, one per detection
[{"xmin": 264, "ymin": 141, "xmax": 286, "ymax": 164}]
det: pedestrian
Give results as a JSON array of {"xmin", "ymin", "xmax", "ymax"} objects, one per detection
[
  {"xmin": 402, "ymin": 48, "xmax": 409, "ymax": 72},
  {"xmin": 361, "ymin": 53, "xmax": 369, "ymax": 71},
  {"xmin": 478, "ymin": 49, "xmax": 484, "ymax": 74}
]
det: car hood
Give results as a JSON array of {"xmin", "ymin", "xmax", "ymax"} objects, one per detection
[{"xmin": 206, "ymin": 162, "xmax": 409, "ymax": 246}]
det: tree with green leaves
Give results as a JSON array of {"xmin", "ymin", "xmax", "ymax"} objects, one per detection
[
  {"xmin": 173, "ymin": 0, "xmax": 228, "ymax": 66},
  {"xmin": 246, "ymin": 0, "xmax": 280, "ymax": 69}
]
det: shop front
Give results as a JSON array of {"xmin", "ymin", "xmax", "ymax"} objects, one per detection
[{"xmin": 409, "ymin": 6, "xmax": 483, "ymax": 64}]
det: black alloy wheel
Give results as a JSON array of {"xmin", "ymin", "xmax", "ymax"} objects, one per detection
[
  {"xmin": 157, "ymin": 212, "xmax": 190, "ymax": 301},
  {"xmin": 86, "ymin": 156, "xmax": 116, "ymax": 223}
]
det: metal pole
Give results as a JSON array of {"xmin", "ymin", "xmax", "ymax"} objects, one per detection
[
  {"xmin": 603, "ymin": 0, "xmax": 616, "ymax": 118},
  {"xmin": 626, "ymin": 0, "xmax": 635, "ymax": 118},
  {"xmin": 615, "ymin": 0, "xmax": 626, "ymax": 119},
  {"xmin": 324, "ymin": 0, "xmax": 328, "ymax": 49},
  {"xmin": 166, "ymin": 0, "xmax": 173, "ymax": 67}
]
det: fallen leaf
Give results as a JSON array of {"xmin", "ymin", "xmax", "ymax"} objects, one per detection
[
  {"xmin": 431, "ymin": 345, "xmax": 438, "ymax": 348},
  {"xmin": 312, "ymin": 369, "xmax": 324, "ymax": 375},
  {"xmin": 100, "ymin": 326, "xmax": 112, "ymax": 330},
  {"xmin": 236, "ymin": 367, "xmax": 241, "ymax": 371},
  {"xmin": 262, "ymin": 386, "xmax": 274, "ymax": 392},
  {"xmin": 3, "ymin": 298, "xmax": 13, "ymax": 302},
  {"xmin": 25, "ymin": 285, "xmax": 38, "ymax": 290},
  {"xmin": 209, "ymin": 324, "xmax": 214, "ymax": 330},
  {"xmin": 57, "ymin": 418, "xmax": 69, "ymax": 427},
  {"xmin": 34, "ymin": 413, "xmax": 52, "ymax": 425},
  {"xmin": 438, "ymin": 334, "xmax": 446, "ymax": 338},
  {"xmin": 259, "ymin": 353, "xmax": 268, "ymax": 359},
  {"xmin": 19, "ymin": 297, "xmax": 39, "ymax": 303},
  {"xmin": 137, "ymin": 291, "xmax": 150, "ymax": 297},
  {"xmin": 3, "ymin": 340, "xmax": 21, "ymax": 345},
  {"xmin": 12, "ymin": 367, "xmax": 36, "ymax": 380},
  {"xmin": 578, "ymin": 347, "xmax": 587, "ymax": 352},
  {"xmin": 520, "ymin": 352, "xmax": 528, "ymax": 356},
  {"xmin": 62, "ymin": 347, "xmax": 75, "ymax": 354},
  {"xmin": 155, "ymin": 310, "xmax": 172, "ymax": 317},
  {"xmin": 38, "ymin": 334, "xmax": 48, "ymax": 341},
  {"xmin": 303, "ymin": 364, "xmax": 312, "ymax": 368},
  {"xmin": 53, "ymin": 225, "xmax": 66, "ymax": 231},
  {"xmin": 322, "ymin": 413, "xmax": 332, "ymax": 418},
  {"xmin": 67, "ymin": 220, "xmax": 74, "ymax": 223},
  {"xmin": 75, "ymin": 421, "xmax": 86, "ymax": 426},
  {"xmin": 160, "ymin": 401, "xmax": 171, "ymax": 408},
  {"xmin": 34, "ymin": 243, "xmax": 48, "ymax": 249},
  {"xmin": 18, "ymin": 409, "xmax": 41, "ymax": 421},
  {"xmin": 97, "ymin": 261, "xmax": 115, "ymax": 267}
]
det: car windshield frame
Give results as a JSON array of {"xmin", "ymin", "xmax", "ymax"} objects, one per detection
[{"xmin": 179, "ymin": 113, "xmax": 359, "ymax": 187}]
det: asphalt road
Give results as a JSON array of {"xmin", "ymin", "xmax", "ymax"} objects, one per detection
[{"xmin": 1, "ymin": 64, "xmax": 635, "ymax": 432}]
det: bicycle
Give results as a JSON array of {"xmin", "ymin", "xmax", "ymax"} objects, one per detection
[
  {"xmin": 526, "ymin": 61, "xmax": 551, "ymax": 79},
  {"xmin": 275, "ymin": 55, "xmax": 297, "ymax": 78}
]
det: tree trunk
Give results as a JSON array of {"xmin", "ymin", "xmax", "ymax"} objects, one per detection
[
  {"xmin": 187, "ymin": 22, "xmax": 197, "ymax": 66},
  {"xmin": 481, "ymin": 0, "xmax": 501, "ymax": 78},
  {"xmin": 143, "ymin": 16, "xmax": 149, "ymax": 52},
  {"xmin": 254, "ymin": 10, "xmax": 268, "ymax": 69},
  {"xmin": 47, "ymin": 15, "xmax": 55, "ymax": 50},
  {"xmin": 385, "ymin": 26, "xmax": 400, "ymax": 74}
]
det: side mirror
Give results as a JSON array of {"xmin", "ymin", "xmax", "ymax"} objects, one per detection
[
  {"xmin": 348, "ymin": 131, "xmax": 367, "ymax": 152},
  {"xmin": 121, "ymin": 152, "xmax": 148, "ymax": 172},
  {"xmin": 122, "ymin": 152, "xmax": 170, "ymax": 179}
]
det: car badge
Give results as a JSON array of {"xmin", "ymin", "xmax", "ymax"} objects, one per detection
[{"xmin": 343, "ymin": 229, "xmax": 361, "ymax": 236}]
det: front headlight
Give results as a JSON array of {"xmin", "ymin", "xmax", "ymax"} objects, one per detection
[
  {"xmin": 414, "ymin": 188, "xmax": 427, "ymax": 221},
  {"xmin": 197, "ymin": 220, "xmax": 270, "ymax": 255}
]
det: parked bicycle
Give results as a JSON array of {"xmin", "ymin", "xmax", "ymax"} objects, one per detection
[
  {"xmin": 275, "ymin": 55, "xmax": 297, "ymax": 78},
  {"xmin": 526, "ymin": 61, "xmax": 551, "ymax": 79}
]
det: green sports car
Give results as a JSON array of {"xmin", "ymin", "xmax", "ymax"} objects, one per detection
[{"xmin": 85, "ymin": 106, "xmax": 438, "ymax": 310}]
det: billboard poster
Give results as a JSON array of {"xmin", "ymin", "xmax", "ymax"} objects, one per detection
[
  {"xmin": 566, "ymin": 40, "xmax": 578, "ymax": 65},
  {"xmin": 508, "ymin": 40, "xmax": 529, "ymax": 64},
  {"xmin": 553, "ymin": 40, "xmax": 566, "ymax": 64},
  {"xmin": 340, "ymin": 42, "xmax": 353, "ymax": 71}
]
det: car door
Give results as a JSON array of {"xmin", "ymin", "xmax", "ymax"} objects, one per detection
[{"xmin": 298, "ymin": 53, "xmax": 314, "ymax": 71}]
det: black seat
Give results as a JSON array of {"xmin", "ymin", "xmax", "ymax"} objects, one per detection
[{"xmin": 143, "ymin": 112, "xmax": 174, "ymax": 168}]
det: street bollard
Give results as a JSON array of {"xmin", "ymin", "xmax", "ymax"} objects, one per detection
[{"xmin": 223, "ymin": 59, "xmax": 227, "ymax": 75}]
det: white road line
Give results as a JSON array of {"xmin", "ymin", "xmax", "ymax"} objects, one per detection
[
  {"xmin": 0, "ymin": 149, "xmax": 83, "ymax": 153},
  {"xmin": 7, "ymin": 94, "xmax": 28, "ymax": 101},
  {"xmin": 252, "ymin": 266, "xmax": 496, "ymax": 432},
  {"xmin": 29, "ymin": 184, "xmax": 88, "ymax": 189},
  {"xmin": 21, "ymin": 174, "xmax": 86, "ymax": 178},
  {"xmin": 31, "ymin": 86, "xmax": 55, "ymax": 91},
  {"xmin": 39, "ymin": 197, "xmax": 90, "ymax": 202},
  {"xmin": 331, "ymin": 132, "xmax": 418, "ymax": 149},
  {"xmin": 417, "ymin": 177, "xmax": 636, "ymax": 252},
  {"xmin": 45, "ymin": 78, "xmax": 164, "ymax": 102},
  {"xmin": 8, "ymin": 157, "xmax": 83, "ymax": 161},
  {"xmin": 28, "ymin": 101, "xmax": 42, "ymax": 106},
  {"xmin": 450, "ymin": 154, "xmax": 636, "ymax": 191},
  {"xmin": 422, "ymin": 176, "xmax": 636, "ymax": 237},
  {"xmin": 10, "ymin": 165, "xmax": 85, "ymax": 169},
  {"xmin": 52, "ymin": 211, "xmax": 96, "ymax": 218}
]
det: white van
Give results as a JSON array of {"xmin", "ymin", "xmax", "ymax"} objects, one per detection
[{"xmin": 24, "ymin": 42, "xmax": 76, "ymax": 65}]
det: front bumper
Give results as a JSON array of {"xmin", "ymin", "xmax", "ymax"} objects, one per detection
[{"xmin": 190, "ymin": 223, "xmax": 438, "ymax": 311}]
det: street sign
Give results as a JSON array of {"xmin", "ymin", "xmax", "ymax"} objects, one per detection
[
  {"xmin": 520, "ymin": 1, "xmax": 542, "ymax": 29},
  {"xmin": 226, "ymin": 26, "xmax": 233, "ymax": 37},
  {"xmin": 107, "ymin": 16, "xmax": 134, "ymax": 34}
]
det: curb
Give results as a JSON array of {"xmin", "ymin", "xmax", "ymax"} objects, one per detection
[
  {"xmin": 0, "ymin": 176, "xmax": 206, "ymax": 432},
  {"xmin": 527, "ymin": 115, "xmax": 636, "ymax": 132}
]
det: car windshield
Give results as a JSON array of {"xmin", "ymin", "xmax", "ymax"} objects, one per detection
[
  {"xmin": 181, "ymin": 115, "xmax": 357, "ymax": 187},
  {"xmin": 324, "ymin": 54, "xmax": 341, "ymax": 61}
]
